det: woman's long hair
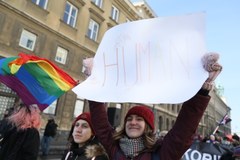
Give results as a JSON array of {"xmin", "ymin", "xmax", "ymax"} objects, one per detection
[
  {"xmin": 112, "ymin": 123, "xmax": 156, "ymax": 149},
  {"xmin": 67, "ymin": 124, "xmax": 95, "ymax": 150},
  {"xmin": 7, "ymin": 104, "xmax": 41, "ymax": 130}
]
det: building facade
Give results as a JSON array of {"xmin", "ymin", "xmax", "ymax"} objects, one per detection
[{"xmin": 0, "ymin": 0, "xmax": 231, "ymax": 136}]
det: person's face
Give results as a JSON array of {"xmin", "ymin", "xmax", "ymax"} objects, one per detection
[
  {"xmin": 210, "ymin": 135, "xmax": 215, "ymax": 141},
  {"xmin": 72, "ymin": 119, "xmax": 93, "ymax": 146},
  {"xmin": 125, "ymin": 114, "xmax": 146, "ymax": 138}
]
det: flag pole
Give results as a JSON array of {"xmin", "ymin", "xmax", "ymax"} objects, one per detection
[{"xmin": 212, "ymin": 125, "xmax": 219, "ymax": 135}]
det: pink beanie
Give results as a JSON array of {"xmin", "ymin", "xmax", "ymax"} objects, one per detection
[
  {"xmin": 125, "ymin": 105, "xmax": 154, "ymax": 130},
  {"xmin": 73, "ymin": 112, "xmax": 95, "ymax": 135}
]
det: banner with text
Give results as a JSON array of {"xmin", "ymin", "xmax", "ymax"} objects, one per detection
[
  {"xmin": 73, "ymin": 13, "xmax": 208, "ymax": 104},
  {"xmin": 182, "ymin": 142, "xmax": 232, "ymax": 160}
]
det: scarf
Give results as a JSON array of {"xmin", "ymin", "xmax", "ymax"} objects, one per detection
[{"xmin": 119, "ymin": 136, "xmax": 145, "ymax": 158}]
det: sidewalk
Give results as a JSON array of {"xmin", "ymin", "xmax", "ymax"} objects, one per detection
[
  {"xmin": 38, "ymin": 130, "xmax": 68, "ymax": 160},
  {"xmin": 37, "ymin": 154, "xmax": 62, "ymax": 160},
  {"xmin": 38, "ymin": 145, "xmax": 65, "ymax": 160}
]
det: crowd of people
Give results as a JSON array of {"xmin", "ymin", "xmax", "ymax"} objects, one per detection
[
  {"xmin": 0, "ymin": 53, "xmax": 237, "ymax": 160},
  {"xmin": 193, "ymin": 133, "xmax": 240, "ymax": 147}
]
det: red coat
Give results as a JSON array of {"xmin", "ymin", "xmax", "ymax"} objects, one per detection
[{"xmin": 89, "ymin": 93, "xmax": 210, "ymax": 160}]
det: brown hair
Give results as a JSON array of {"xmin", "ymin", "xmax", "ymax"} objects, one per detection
[{"xmin": 112, "ymin": 123, "xmax": 156, "ymax": 149}]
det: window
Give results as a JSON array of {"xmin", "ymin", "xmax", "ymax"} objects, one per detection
[
  {"xmin": 74, "ymin": 96, "xmax": 84, "ymax": 117},
  {"xmin": 92, "ymin": 0, "xmax": 102, "ymax": 8},
  {"xmin": 55, "ymin": 46, "xmax": 68, "ymax": 64},
  {"xmin": 63, "ymin": 2, "xmax": 78, "ymax": 27},
  {"xmin": 166, "ymin": 118, "xmax": 169, "ymax": 130},
  {"xmin": 19, "ymin": 30, "xmax": 37, "ymax": 51},
  {"xmin": 158, "ymin": 116, "xmax": 162, "ymax": 131},
  {"xmin": 87, "ymin": 19, "xmax": 99, "ymax": 41},
  {"xmin": 43, "ymin": 100, "xmax": 57, "ymax": 114},
  {"xmin": 111, "ymin": 5, "xmax": 119, "ymax": 22},
  {"xmin": 32, "ymin": 0, "xmax": 48, "ymax": 9}
]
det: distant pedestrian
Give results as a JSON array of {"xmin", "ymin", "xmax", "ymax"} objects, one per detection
[
  {"xmin": 62, "ymin": 112, "xmax": 108, "ymax": 160},
  {"xmin": 41, "ymin": 117, "xmax": 58, "ymax": 156}
]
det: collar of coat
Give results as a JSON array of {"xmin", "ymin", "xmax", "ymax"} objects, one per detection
[{"xmin": 85, "ymin": 144, "xmax": 107, "ymax": 158}]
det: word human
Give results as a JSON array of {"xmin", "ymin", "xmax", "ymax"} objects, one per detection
[{"xmin": 101, "ymin": 42, "xmax": 191, "ymax": 87}]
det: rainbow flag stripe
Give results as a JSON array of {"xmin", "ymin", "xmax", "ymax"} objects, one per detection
[{"xmin": 0, "ymin": 53, "xmax": 78, "ymax": 111}]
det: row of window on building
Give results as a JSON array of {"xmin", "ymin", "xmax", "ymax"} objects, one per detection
[
  {"xmin": 21, "ymin": 0, "xmax": 127, "ymax": 66},
  {"xmin": 32, "ymin": 0, "xmax": 123, "ymax": 40}
]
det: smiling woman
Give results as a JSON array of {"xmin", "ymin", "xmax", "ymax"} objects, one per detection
[
  {"xmin": 88, "ymin": 53, "xmax": 223, "ymax": 160},
  {"xmin": 61, "ymin": 112, "xmax": 109, "ymax": 160}
]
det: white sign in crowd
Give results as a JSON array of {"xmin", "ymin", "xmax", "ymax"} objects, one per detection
[{"xmin": 73, "ymin": 13, "xmax": 208, "ymax": 104}]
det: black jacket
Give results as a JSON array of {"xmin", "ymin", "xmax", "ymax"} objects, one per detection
[
  {"xmin": 0, "ymin": 120, "xmax": 40, "ymax": 160},
  {"xmin": 62, "ymin": 137, "xmax": 108, "ymax": 160},
  {"xmin": 44, "ymin": 119, "xmax": 58, "ymax": 137}
]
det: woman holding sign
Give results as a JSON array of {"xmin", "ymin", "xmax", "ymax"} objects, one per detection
[{"xmin": 88, "ymin": 53, "xmax": 222, "ymax": 160}]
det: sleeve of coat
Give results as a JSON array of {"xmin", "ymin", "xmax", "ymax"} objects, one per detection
[
  {"xmin": 159, "ymin": 93, "xmax": 210, "ymax": 160},
  {"xmin": 21, "ymin": 128, "xmax": 40, "ymax": 160},
  {"xmin": 89, "ymin": 101, "xmax": 115, "ymax": 154}
]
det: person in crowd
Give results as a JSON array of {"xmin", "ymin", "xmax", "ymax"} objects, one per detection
[
  {"xmin": 232, "ymin": 134, "xmax": 240, "ymax": 147},
  {"xmin": 87, "ymin": 53, "xmax": 222, "ymax": 159},
  {"xmin": 193, "ymin": 133, "xmax": 204, "ymax": 142},
  {"xmin": 233, "ymin": 134, "xmax": 240, "ymax": 142},
  {"xmin": 215, "ymin": 135, "xmax": 222, "ymax": 144},
  {"xmin": 233, "ymin": 146, "xmax": 240, "ymax": 159},
  {"xmin": 220, "ymin": 146, "xmax": 240, "ymax": 160},
  {"xmin": 220, "ymin": 151, "xmax": 235, "ymax": 160},
  {"xmin": 0, "ymin": 103, "xmax": 41, "ymax": 160},
  {"xmin": 158, "ymin": 130, "xmax": 168, "ymax": 140},
  {"xmin": 206, "ymin": 134, "xmax": 217, "ymax": 144},
  {"xmin": 62, "ymin": 112, "xmax": 108, "ymax": 160},
  {"xmin": 222, "ymin": 136, "xmax": 232, "ymax": 146},
  {"xmin": 41, "ymin": 117, "xmax": 58, "ymax": 156}
]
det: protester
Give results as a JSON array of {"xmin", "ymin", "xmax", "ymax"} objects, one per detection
[
  {"xmin": 0, "ymin": 103, "xmax": 41, "ymax": 160},
  {"xmin": 220, "ymin": 146, "xmax": 240, "ymax": 160},
  {"xmin": 232, "ymin": 134, "xmax": 240, "ymax": 147},
  {"xmin": 158, "ymin": 130, "xmax": 168, "ymax": 140},
  {"xmin": 62, "ymin": 112, "xmax": 108, "ymax": 160},
  {"xmin": 220, "ymin": 151, "xmax": 235, "ymax": 160},
  {"xmin": 206, "ymin": 134, "xmax": 217, "ymax": 144},
  {"xmin": 87, "ymin": 53, "xmax": 222, "ymax": 159},
  {"xmin": 233, "ymin": 134, "xmax": 240, "ymax": 142},
  {"xmin": 233, "ymin": 146, "xmax": 240, "ymax": 158},
  {"xmin": 41, "ymin": 117, "xmax": 58, "ymax": 156}
]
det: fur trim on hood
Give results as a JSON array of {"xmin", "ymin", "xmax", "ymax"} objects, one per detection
[{"xmin": 85, "ymin": 144, "xmax": 108, "ymax": 159}]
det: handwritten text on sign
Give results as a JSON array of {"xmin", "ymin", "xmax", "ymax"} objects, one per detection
[{"xmin": 73, "ymin": 13, "xmax": 208, "ymax": 103}]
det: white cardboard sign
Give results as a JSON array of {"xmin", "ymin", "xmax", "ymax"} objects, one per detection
[{"xmin": 73, "ymin": 13, "xmax": 208, "ymax": 104}]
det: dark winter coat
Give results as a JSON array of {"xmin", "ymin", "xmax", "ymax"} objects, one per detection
[
  {"xmin": 0, "ymin": 120, "xmax": 40, "ymax": 160},
  {"xmin": 44, "ymin": 119, "xmax": 58, "ymax": 137},
  {"xmin": 62, "ymin": 138, "xmax": 109, "ymax": 160},
  {"xmin": 89, "ymin": 91, "xmax": 210, "ymax": 160}
]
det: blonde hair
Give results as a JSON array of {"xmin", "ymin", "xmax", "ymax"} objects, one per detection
[{"xmin": 7, "ymin": 104, "xmax": 41, "ymax": 130}]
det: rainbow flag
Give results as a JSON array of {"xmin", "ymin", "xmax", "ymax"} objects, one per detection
[{"xmin": 0, "ymin": 53, "xmax": 78, "ymax": 111}]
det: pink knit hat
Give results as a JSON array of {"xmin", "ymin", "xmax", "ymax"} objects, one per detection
[
  {"xmin": 125, "ymin": 105, "xmax": 154, "ymax": 130},
  {"xmin": 73, "ymin": 112, "xmax": 95, "ymax": 135}
]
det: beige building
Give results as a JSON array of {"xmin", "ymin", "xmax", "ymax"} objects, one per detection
[{"xmin": 0, "ymin": 0, "xmax": 231, "ymax": 137}]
